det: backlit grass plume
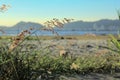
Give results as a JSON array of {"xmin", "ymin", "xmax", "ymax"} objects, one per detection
[
  {"xmin": 0, "ymin": 4, "xmax": 10, "ymax": 12},
  {"xmin": 42, "ymin": 18, "xmax": 74, "ymax": 36},
  {"xmin": 9, "ymin": 28, "xmax": 33, "ymax": 51}
]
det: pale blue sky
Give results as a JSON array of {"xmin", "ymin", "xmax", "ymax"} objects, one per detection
[{"xmin": 0, "ymin": 0, "xmax": 120, "ymax": 26}]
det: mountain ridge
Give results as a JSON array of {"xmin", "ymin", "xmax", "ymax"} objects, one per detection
[
  {"xmin": 0, "ymin": 21, "xmax": 44, "ymax": 31},
  {"xmin": 0, "ymin": 19, "xmax": 120, "ymax": 31}
]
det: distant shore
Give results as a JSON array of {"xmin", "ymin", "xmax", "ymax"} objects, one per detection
[{"xmin": 0, "ymin": 34, "xmax": 114, "ymax": 40}]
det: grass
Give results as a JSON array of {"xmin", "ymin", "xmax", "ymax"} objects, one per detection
[
  {"xmin": 1, "ymin": 30, "xmax": 120, "ymax": 80},
  {"xmin": 107, "ymin": 34, "xmax": 120, "ymax": 53},
  {"xmin": 1, "ymin": 37, "xmax": 120, "ymax": 80}
]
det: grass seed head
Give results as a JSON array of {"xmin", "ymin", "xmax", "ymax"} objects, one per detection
[
  {"xmin": 70, "ymin": 63, "xmax": 79, "ymax": 70},
  {"xmin": 9, "ymin": 28, "xmax": 33, "ymax": 51}
]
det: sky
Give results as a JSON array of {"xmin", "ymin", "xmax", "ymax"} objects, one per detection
[{"xmin": 0, "ymin": 0, "xmax": 120, "ymax": 26}]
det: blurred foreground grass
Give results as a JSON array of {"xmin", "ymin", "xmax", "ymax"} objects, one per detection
[{"xmin": 1, "ymin": 35, "xmax": 120, "ymax": 80}]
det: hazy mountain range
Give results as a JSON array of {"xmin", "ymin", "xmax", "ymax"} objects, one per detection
[
  {"xmin": 0, "ymin": 21, "xmax": 43, "ymax": 31},
  {"xmin": 0, "ymin": 19, "xmax": 120, "ymax": 31}
]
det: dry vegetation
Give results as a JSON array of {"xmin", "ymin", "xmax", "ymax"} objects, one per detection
[{"xmin": 0, "ymin": 4, "xmax": 10, "ymax": 12}]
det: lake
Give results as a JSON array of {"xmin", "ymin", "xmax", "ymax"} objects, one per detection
[{"xmin": 0, "ymin": 30, "xmax": 119, "ymax": 36}]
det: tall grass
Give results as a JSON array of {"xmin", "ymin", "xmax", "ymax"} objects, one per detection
[
  {"xmin": 106, "ymin": 10, "xmax": 120, "ymax": 54},
  {"xmin": 1, "ymin": 44, "xmax": 120, "ymax": 80},
  {"xmin": 1, "ymin": 36, "xmax": 120, "ymax": 80}
]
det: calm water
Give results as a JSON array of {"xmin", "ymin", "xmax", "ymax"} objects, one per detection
[{"xmin": 0, "ymin": 30, "xmax": 119, "ymax": 36}]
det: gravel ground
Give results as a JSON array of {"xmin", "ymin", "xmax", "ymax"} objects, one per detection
[
  {"xmin": 21, "ymin": 39, "xmax": 113, "ymax": 56},
  {"xmin": 57, "ymin": 73, "xmax": 120, "ymax": 80}
]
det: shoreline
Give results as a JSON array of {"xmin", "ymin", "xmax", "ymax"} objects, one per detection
[{"xmin": 0, "ymin": 35, "xmax": 113, "ymax": 40}]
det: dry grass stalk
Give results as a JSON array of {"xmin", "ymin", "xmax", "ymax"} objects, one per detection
[
  {"xmin": 95, "ymin": 49, "xmax": 109, "ymax": 56},
  {"xmin": 60, "ymin": 49, "xmax": 66, "ymax": 56},
  {"xmin": 70, "ymin": 63, "xmax": 79, "ymax": 70},
  {"xmin": 0, "ymin": 4, "xmax": 10, "ymax": 12},
  {"xmin": 8, "ymin": 18, "xmax": 74, "ymax": 51},
  {"xmin": 63, "ymin": 18, "xmax": 74, "ymax": 23},
  {"xmin": 46, "ymin": 18, "xmax": 73, "ymax": 28},
  {"xmin": 9, "ymin": 28, "xmax": 33, "ymax": 51},
  {"xmin": 57, "ymin": 45, "xmax": 68, "ymax": 57},
  {"xmin": 42, "ymin": 18, "xmax": 74, "ymax": 36}
]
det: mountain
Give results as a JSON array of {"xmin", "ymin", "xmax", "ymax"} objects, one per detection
[
  {"xmin": 6, "ymin": 21, "xmax": 44, "ymax": 31},
  {"xmin": 0, "ymin": 19, "xmax": 120, "ymax": 31},
  {"xmin": 0, "ymin": 21, "xmax": 43, "ymax": 31},
  {"xmin": 54, "ymin": 19, "xmax": 120, "ymax": 31}
]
